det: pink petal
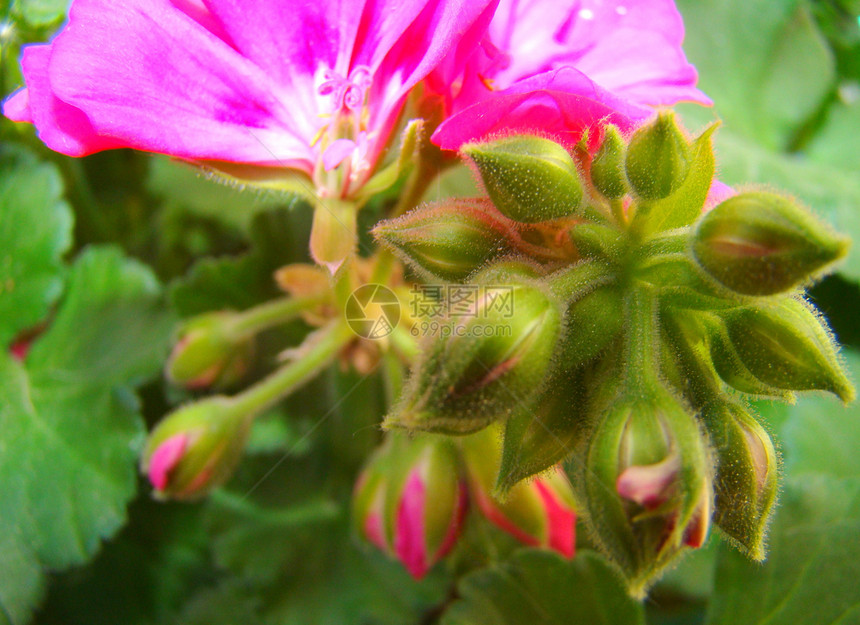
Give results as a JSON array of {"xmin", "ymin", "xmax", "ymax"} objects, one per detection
[
  {"xmin": 616, "ymin": 455, "xmax": 680, "ymax": 509},
  {"xmin": 471, "ymin": 481, "xmax": 541, "ymax": 548},
  {"xmin": 394, "ymin": 470, "xmax": 429, "ymax": 579},
  {"xmin": 19, "ymin": 0, "xmax": 315, "ymax": 167},
  {"xmin": 705, "ymin": 180, "xmax": 737, "ymax": 210},
  {"xmin": 488, "ymin": 0, "xmax": 710, "ymax": 107},
  {"xmin": 322, "ymin": 138, "xmax": 358, "ymax": 171},
  {"xmin": 432, "ymin": 67, "xmax": 649, "ymax": 151},
  {"xmin": 534, "ymin": 476, "xmax": 576, "ymax": 558},
  {"xmin": 147, "ymin": 433, "xmax": 189, "ymax": 491}
]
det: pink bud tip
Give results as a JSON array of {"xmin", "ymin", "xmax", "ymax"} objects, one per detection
[
  {"xmin": 147, "ymin": 433, "xmax": 189, "ymax": 491},
  {"xmin": 616, "ymin": 456, "xmax": 680, "ymax": 509},
  {"xmin": 10, "ymin": 339, "xmax": 30, "ymax": 361},
  {"xmin": 395, "ymin": 471, "xmax": 429, "ymax": 579},
  {"xmin": 534, "ymin": 477, "xmax": 576, "ymax": 558}
]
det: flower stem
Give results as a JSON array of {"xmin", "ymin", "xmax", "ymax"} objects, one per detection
[
  {"xmin": 623, "ymin": 285, "xmax": 660, "ymax": 391},
  {"xmin": 230, "ymin": 321, "xmax": 353, "ymax": 418},
  {"xmin": 228, "ymin": 295, "xmax": 325, "ymax": 336}
]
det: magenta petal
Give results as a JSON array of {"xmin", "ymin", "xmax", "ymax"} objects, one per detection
[
  {"xmin": 616, "ymin": 456, "xmax": 680, "ymax": 509},
  {"xmin": 148, "ymin": 433, "xmax": 189, "ymax": 491},
  {"xmin": 394, "ymin": 470, "xmax": 428, "ymax": 579},
  {"xmin": 705, "ymin": 180, "xmax": 737, "ymax": 210},
  {"xmin": 4, "ymin": 45, "xmax": 123, "ymax": 156},
  {"xmin": 534, "ymin": 477, "xmax": 576, "ymax": 558},
  {"xmin": 322, "ymin": 139, "xmax": 357, "ymax": 171},
  {"xmin": 432, "ymin": 68, "xmax": 649, "ymax": 151},
  {"xmin": 41, "ymin": 0, "xmax": 314, "ymax": 166}
]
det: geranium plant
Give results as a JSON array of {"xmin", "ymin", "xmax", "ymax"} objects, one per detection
[{"xmin": 1, "ymin": 0, "xmax": 859, "ymax": 623}]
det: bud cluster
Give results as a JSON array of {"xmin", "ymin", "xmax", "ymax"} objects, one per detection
[
  {"xmin": 352, "ymin": 429, "xmax": 577, "ymax": 579},
  {"xmin": 373, "ymin": 114, "xmax": 853, "ymax": 593}
]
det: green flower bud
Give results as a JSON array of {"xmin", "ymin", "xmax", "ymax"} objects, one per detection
[
  {"xmin": 625, "ymin": 111, "xmax": 691, "ymax": 200},
  {"xmin": 691, "ymin": 191, "xmax": 849, "ymax": 296},
  {"xmin": 702, "ymin": 402, "xmax": 778, "ymax": 560},
  {"xmin": 141, "ymin": 396, "xmax": 251, "ymax": 500},
  {"xmin": 462, "ymin": 136, "xmax": 584, "ymax": 223},
  {"xmin": 584, "ymin": 386, "xmax": 712, "ymax": 596},
  {"xmin": 721, "ymin": 299, "xmax": 854, "ymax": 401},
  {"xmin": 166, "ymin": 312, "xmax": 255, "ymax": 390},
  {"xmin": 385, "ymin": 271, "xmax": 563, "ymax": 434},
  {"xmin": 591, "ymin": 124, "xmax": 628, "ymax": 199},
  {"xmin": 373, "ymin": 199, "xmax": 520, "ymax": 282}
]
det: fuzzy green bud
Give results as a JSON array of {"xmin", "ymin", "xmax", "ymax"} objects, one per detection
[
  {"xmin": 702, "ymin": 402, "xmax": 778, "ymax": 560},
  {"xmin": 373, "ymin": 199, "xmax": 519, "ymax": 282},
  {"xmin": 559, "ymin": 285, "xmax": 624, "ymax": 369},
  {"xmin": 385, "ymin": 270, "xmax": 562, "ymax": 434},
  {"xmin": 141, "ymin": 396, "xmax": 251, "ymax": 500},
  {"xmin": 584, "ymin": 386, "xmax": 712, "ymax": 596},
  {"xmin": 591, "ymin": 125, "xmax": 628, "ymax": 199},
  {"xmin": 721, "ymin": 299, "xmax": 854, "ymax": 401},
  {"xmin": 462, "ymin": 136, "xmax": 584, "ymax": 223},
  {"xmin": 625, "ymin": 111, "xmax": 691, "ymax": 200},
  {"xmin": 166, "ymin": 312, "xmax": 255, "ymax": 390},
  {"xmin": 692, "ymin": 191, "xmax": 849, "ymax": 295}
]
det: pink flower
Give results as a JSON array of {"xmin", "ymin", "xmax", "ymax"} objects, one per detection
[
  {"xmin": 3, "ymin": 0, "xmax": 496, "ymax": 196},
  {"xmin": 431, "ymin": 0, "xmax": 710, "ymax": 150}
]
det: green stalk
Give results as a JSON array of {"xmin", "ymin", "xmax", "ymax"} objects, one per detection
[
  {"xmin": 230, "ymin": 321, "xmax": 353, "ymax": 418},
  {"xmin": 229, "ymin": 295, "xmax": 325, "ymax": 336}
]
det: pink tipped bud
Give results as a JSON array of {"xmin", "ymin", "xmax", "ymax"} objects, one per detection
[
  {"xmin": 616, "ymin": 455, "xmax": 681, "ymax": 510},
  {"xmin": 141, "ymin": 396, "xmax": 251, "ymax": 500},
  {"xmin": 463, "ymin": 427, "xmax": 577, "ymax": 557},
  {"xmin": 352, "ymin": 435, "xmax": 466, "ymax": 579}
]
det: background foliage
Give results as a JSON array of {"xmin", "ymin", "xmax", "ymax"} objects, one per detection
[{"xmin": 0, "ymin": 0, "xmax": 858, "ymax": 623}]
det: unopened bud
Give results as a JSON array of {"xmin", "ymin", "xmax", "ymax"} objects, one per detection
[
  {"xmin": 373, "ymin": 199, "xmax": 519, "ymax": 282},
  {"xmin": 590, "ymin": 125, "xmax": 628, "ymax": 199},
  {"xmin": 166, "ymin": 312, "xmax": 254, "ymax": 390},
  {"xmin": 385, "ymin": 269, "xmax": 562, "ymax": 434},
  {"xmin": 721, "ymin": 299, "xmax": 854, "ymax": 401},
  {"xmin": 463, "ymin": 427, "xmax": 577, "ymax": 557},
  {"xmin": 702, "ymin": 402, "xmax": 778, "ymax": 560},
  {"xmin": 625, "ymin": 111, "xmax": 691, "ymax": 200},
  {"xmin": 353, "ymin": 435, "xmax": 467, "ymax": 579},
  {"xmin": 584, "ymin": 386, "xmax": 712, "ymax": 595},
  {"xmin": 141, "ymin": 396, "xmax": 251, "ymax": 500},
  {"xmin": 692, "ymin": 192, "xmax": 849, "ymax": 295},
  {"xmin": 462, "ymin": 136, "xmax": 584, "ymax": 223}
]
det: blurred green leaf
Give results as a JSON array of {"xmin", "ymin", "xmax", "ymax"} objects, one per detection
[
  {"xmin": 780, "ymin": 350, "xmax": 860, "ymax": 478},
  {"xmin": 170, "ymin": 207, "xmax": 312, "ymax": 317},
  {"xmin": 0, "ymin": 145, "xmax": 73, "ymax": 345},
  {"xmin": 442, "ymin": 550, "xmax": 645, "ymax": 625},
  {"xmin": 678, "ymin": 0, "xmax": 835, "ymax": 150},
  {"xmin": 705, "ymin": 475, "xmax": 860, "ymax": 625},
  {"xmin": 12, "ymin": 0, "xmax": 69, "ymax": 27},
  {"xmin": 807, "ymin": 95, "xmax": 860, "ymax": 169},
  {"xmin": 0, "ymin": 247, "xmax": 173, "ymax": 624}
]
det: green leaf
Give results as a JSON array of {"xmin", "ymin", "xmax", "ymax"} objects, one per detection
[
  {"xmin": 678, "ymin": 0, "xmax": 835, "ymax": 150},
  {"xmin": 0, "ymin": 145, "xmax": 73, "ymax": 345},
  {"xmin": 13, "ymin": 0, "xmax": 70, "ymax": 26},
  {"xmin": 442, "ymin": 550, "xmax": 645, "ymax": 625},
  {"xmin": 170, "ymin": 207, "xmax": 312, "ymax": 317},
  {"xmin": 807, "ymin": 97, "xmax": 860, "ymax": 170},
  {"xmin": 705, "ymin": 475, "xmax": 860, "ymax": 625},
  {"xmin": 0, "ymin": 247, "xmax": 173, "ymax": 624},
  {"xmin": 780, "ymin": 350, "xmax": 860, "ymax": 478}
]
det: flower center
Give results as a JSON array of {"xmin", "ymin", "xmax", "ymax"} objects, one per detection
[{"xmin": 313, "ymin": 65, "xmax": 375, "ymax": 197}]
